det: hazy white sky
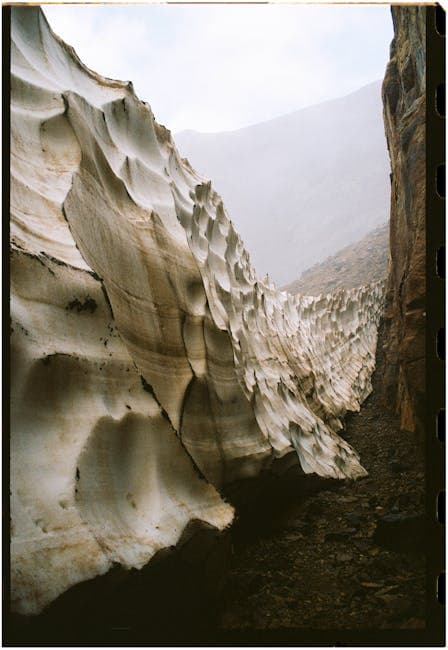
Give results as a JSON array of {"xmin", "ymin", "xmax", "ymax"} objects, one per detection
[{"xmin": 43, "ymin": 4, "xmax": 393, "ymax": 134}]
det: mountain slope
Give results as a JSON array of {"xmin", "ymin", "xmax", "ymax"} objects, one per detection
[
  {"xmin": 176, "ymin": 82, "xmax": 390, "ymax": 286},
  {"xmin": 285, "ymin": 223, "xmax": 389, "ymax": 296}
]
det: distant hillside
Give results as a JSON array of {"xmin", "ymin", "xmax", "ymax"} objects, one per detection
[
  {"xmin": 176, "ymin": 81, "xmax": 390, "ymax": 286},
  {"xmin": 284, "ymin": 224, "xmax": 389, "ymax": 296}
]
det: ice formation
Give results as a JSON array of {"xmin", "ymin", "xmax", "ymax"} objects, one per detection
[{"xmin": 10, "ymin": 6, "xmax": 385, "ymax": 615}]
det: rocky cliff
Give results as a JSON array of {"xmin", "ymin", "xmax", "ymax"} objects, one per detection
[
  {"xmin": 382, "ymin": 6, "xmax": 426, "ymax": 434},
  {"xmin": 10, "ymin": 6, "xmax": 385, "ymax": 616}
]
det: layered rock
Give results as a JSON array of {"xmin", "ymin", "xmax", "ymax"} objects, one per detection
[
  {"xmin": 10, "ymin": 6, "xmax": 384, "ymax": 616},
  {"xmin": 382, "ymin": 6, "xmax": 426, "ymax": 434}
]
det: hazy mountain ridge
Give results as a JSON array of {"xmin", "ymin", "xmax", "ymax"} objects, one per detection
[
  {"xmin": 176, "ymin": 81, "xmax": 390, "ymax": 286},
  {"xmin": 284, "ymin": 223, "xmax": 389, "ymax": 296}
]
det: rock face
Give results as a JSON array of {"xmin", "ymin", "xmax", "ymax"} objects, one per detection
[
  {"xmin": 381, "ymin": 6, "xmax": 426, "ymax": 434},
  {"xmin": 10, "ymin": 7, "xmax": 384, "ymax": 616}
]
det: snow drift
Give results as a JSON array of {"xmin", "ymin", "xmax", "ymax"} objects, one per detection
[{"xmin": 10, "ymin": 6, "xmax": 384, "ymax": 615}]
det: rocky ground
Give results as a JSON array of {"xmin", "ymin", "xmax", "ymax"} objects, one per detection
[
  {"xmin": 217, "ymin": 324, "xmax": 426, "ymax": 636},
  {"xmin": 284, "ymin": 224, "xmax": 389, "ymax": 297}
]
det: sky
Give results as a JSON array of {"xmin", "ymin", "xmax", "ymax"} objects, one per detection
[{"xmin": 43, "ymin": 4, "xmax": 393, "ymax": 134}]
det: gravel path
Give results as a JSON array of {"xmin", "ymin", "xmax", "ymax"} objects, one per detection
[{"xmin": 218, "ymin": 324, "xmax": 426, "ymax": 634}]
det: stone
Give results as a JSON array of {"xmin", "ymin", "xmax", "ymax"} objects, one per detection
[
  {"xmin": 325, "ymin": 529, "xmax": 357, "ymax": 542},
  {"xmin": 390, "ymin": 460, "xmax": 409, "ymax": 474},
  {"xmin": 376, "ymin": 594, "xmax": 413, "ymax": 618},
  {"xmin": 345, "ymin": 512, "xmax": 363, "ymax": 528},
  {"xmin": 373, "ymin": 513, "xmax": 426, "ymax": 553}
]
